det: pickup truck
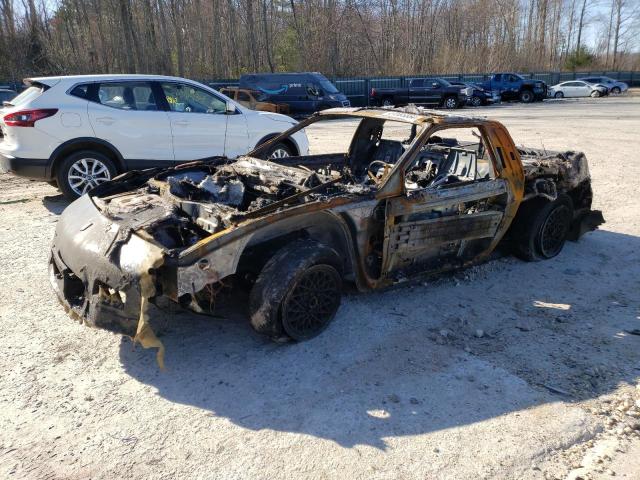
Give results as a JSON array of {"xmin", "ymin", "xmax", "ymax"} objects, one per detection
[
  {"xmin": 370, "ymin": 78, "xmax": 471, "ymax": 109},
  {"xmin": 480, "ymin": 73, "xmax": 547, "ymax": 103},
  {"xmin": 50, "ymin": 107, "xmax": 603, "ymax": 358}
]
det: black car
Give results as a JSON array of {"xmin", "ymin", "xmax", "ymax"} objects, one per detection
[
  {"xmin": 370, "ymin": 78, "xmax": 470, "ymax": 109},
  {"xmin": 0, "ymin": 88, "xmax": 17, "ymax": 105},
  {"xmin": 449, "ymin": 81, "xmax": 500, "ymax": 106},
  {"xmin": 239, "ymin": 72, "xmax": 350, "ymax": 115}
]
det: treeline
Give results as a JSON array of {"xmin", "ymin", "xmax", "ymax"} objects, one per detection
[{"xmin": 1, "ymin": 0, "xmax": 639, "ymax": 81}]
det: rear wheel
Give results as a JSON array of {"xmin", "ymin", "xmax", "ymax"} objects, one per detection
[
  {"xmin": 249, "ymin": 240, "xmax": 343, "ymax": 341},
  {"xmin": 512, "ymin": 195, "xmax": 573, "ymax": 261},
  {"xmin": 381, "ymin": 97, "xmax": 394, "ymax": 107},
  {"xmin": 519, "ymin": 90, "xmax": 534, "ymax": 103},
  {"xmin": 56, "ymin": 150, "xmax": 117, "ymax": 199},
  {"xmin": 470, "ymin": 96, "xmax": 482, "ymax": 107},
  {"xmin": 443, "ymin": 96, "xmax": 459, "ymax": 109},
  {"xmin": 611, "ymin": 86, "xmax": 621, "ymax": 94}
]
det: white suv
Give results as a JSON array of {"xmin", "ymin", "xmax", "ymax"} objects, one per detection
[{"xmin": 0, "ymin": 75, "xmax": 309, "ymax": 198}]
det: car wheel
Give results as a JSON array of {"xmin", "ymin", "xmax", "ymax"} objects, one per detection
[
  {"xmin": 267, "ymin": 143, "xmax": 293, "ymax": 159},
  {"xmin": 554, "ymin": 91, "xmax": 564, "ymax": 98},
  {"xmin": 444, "ymin": 96, "xmax": 459, "ymax": 109},
  {"xmin": 381, "ymin": 97, "xmax": 394, "ymax": 107},
  {"xmin": 470, "ymin": 96, "xmax": 482, "ymax": 107},
  {"xmin": 590, "ymin": 90, "xmax": 601, "ymax": 98},
  {"xmin": 512, "ymin": 195, "xmax": 573, "ymax": 261},
  {"xmin": 519, "ymin": 90, "xmax": 534, "ymax": 103},
  {"xmin": 611, "ymin": 87, "xmax": 621, "ymax": 94},
  {"xmin": 249, "ymin": 239, "xmax": 343, "ymax": 341},
  {"xmin": 56, "ymin": 150, "xmax": 117, "ymax": 200}
]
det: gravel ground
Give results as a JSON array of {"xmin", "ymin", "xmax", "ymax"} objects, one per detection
[{"xmin": 1, "ymin": 96, "xmax": 639, "ymax": 480}]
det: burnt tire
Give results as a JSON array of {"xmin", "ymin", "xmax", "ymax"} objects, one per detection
[
  {"xmin": 249, "ymin": 240, "xmax": 343, "ymax": 341},
  {"xmin": 519, "ymin": 90, "xmax": 534, "ymax": 103},
  {"xmin": 56, "ymin": 150, "xmax": 117, "ymax": 200},
  {"xmin": 512, "ymin": 195, "xmax": 573, "ymax": 261}
]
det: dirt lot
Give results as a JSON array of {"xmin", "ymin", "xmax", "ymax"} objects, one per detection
[{"xmin": 1, "ymin": 96, "xmax": 639, "ymax": 480}]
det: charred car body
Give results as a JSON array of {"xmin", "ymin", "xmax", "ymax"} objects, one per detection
[{"xmin": 50, "ymin": 107, "xmax": 603, "ymax": 352}]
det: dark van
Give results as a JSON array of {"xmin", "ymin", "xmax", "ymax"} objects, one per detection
[{"xmin": 239, "ymin": 72, "xmax": 350, "ymax": 114}]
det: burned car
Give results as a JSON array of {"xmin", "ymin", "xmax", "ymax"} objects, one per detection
[{"xmin": 49, "ymin": 107, "xmax": 603, "ymax": 361}]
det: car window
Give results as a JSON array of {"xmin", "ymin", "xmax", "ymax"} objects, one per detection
[
  {"xmin": 508, "ymin": 75, "xmax": 519, "ymax": 82},
  {"xmin": 405, "ymin": 127, "xmax": 496, "ymax": 192},
  {"xmin": 69, "ymin": 84, "xmax": 89, "ymax": 99},
  {"xmin": 97, "ymin": 82, "xmax": 157, "ymax": 111},
  {"xmin": 410, "ymin": 79, "xmax": 424, "ymax": 88},
  {"xmin": 160, "ymin": 82, "xmax": 226, "ymax": 114},
  {"xmin": 317, "ymin": 78, "xmax": 339, "ymax": 94},
  {"xmin": 236, "ymin": 91, "xmax": 251, "ymax": 102},
  {"xmin": 493, "ymin": 74, "xmax": 502, "ymax": 81}
]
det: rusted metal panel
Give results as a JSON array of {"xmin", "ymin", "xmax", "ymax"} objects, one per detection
[
  {"xmin": 388, "ymin": 211, "xmax": 503, "ymax": 252},
  {"xmin": 388, "ymin": 180, "xmax": 508, "ymax": 217}
]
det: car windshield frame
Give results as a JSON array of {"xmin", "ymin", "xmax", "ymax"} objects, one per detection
[{"xmin": 317, "ymin": 78, "xmax": 339, "ymax": 95}]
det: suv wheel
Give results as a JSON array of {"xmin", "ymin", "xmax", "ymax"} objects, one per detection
[
  {"xmin": 444, "ymin": 96, "xmax": 459, "ymax": 109},
  {"xmin": 249, "ymin": 240, "xmax": 342, "ymax": 341},
  {"xmin": 611, "ymin": 86, "xmax": 621, "ymax": 94},
  {"xmin": 268, "ymin": 143, "xmax": 292, "ymax": 159},
  {"xmin": 381, "ymin": 97, "xmax": 394, "ymax": 107},
  {"xmin": 470, "ymin": 96, "xmax": 482, "ymax": 107},
  {"xmin": 56, "ymin": 150, "xmax": 117, "ymax": 199},
  {"xmin": 519, "ymin": 90, "xmax": 534, "ymax": 103}
]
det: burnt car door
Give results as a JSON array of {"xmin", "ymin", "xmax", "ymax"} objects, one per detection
[{"xmin": 379, "ymin": 126, "xmax": 520, "ymax": 278}]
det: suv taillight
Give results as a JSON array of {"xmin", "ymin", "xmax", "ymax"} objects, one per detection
[
  {"xmin": 3, "ymin": 108, "xmax": 58, "ymax": 127},
  {"xmin": 371, "ymin": 88, "xmax": 376, "ymax": 96}
]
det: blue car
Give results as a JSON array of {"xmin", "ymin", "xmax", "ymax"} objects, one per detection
[{"xmin": 239, "ymin": 72, "xmax": 350, "ymax": 115}]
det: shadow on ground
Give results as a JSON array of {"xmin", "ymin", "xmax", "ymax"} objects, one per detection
[
  {"xmin": 42, "ymin": 194, "xmax": 69, "ymax": 214},
  {"xmin": 120, "ymin": 229, "xmax": 640, "ymax": 448}
]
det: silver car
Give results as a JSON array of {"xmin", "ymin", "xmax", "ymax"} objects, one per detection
[{"xmin": 580, "ymin": 76, "xmax": 628, "ymax": 94}]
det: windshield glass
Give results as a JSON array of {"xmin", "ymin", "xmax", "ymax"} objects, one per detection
[
  {"xmin": 7, "ymin": 84, "xmax": 45, "ymax": 107},
  {"xmin": 317, "ymin": 79, "xmax": 339, "ymax": 94},
  {"xmin": 438, "ymin": 79, "xmax": 451, "ymax": 87}
]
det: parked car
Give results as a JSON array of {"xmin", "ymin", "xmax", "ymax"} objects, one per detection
[
  {"xmin": 449, "ymin": 81, "xmax": 500, "ymax": 106},
  {"xmin": 0, "ymin": 75, "xmax": 309, "ymax": 198},
  {"xmin": 0, "ymin": 88, "xmax": 17, "ymax": 105},
  {"xmin": 479, "ymin": 73, "xmax": 547, "ymax": 103},
  {"xmin": 579, "ymin": 76, "xmax": 628, "ymax": 94},
  {"xmin": 548, "ymin": 80, "xmax": 608, "ymax": 98},
  {"xmin": 370, "ymin": 78, "xmax": 471, "ymax": 109},
  {"xmin": 49, "ymin": 107, "xmax": 603, "ymax": 356},
  {"xmin": 239, "ymin": 72, "xmax": 350, "ymax": 115},
  {"xmin": 219, "ymin": 87, "xmax": 290, "ymax": 114}
]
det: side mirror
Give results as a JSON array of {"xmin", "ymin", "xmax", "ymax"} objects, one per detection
[
  {"xmin": 225, "ymin": 101, "xmax": 237, "ymax": 114},
  {"xmin": 431, "ymin": 82, "xmax": 439, "ymax": 88}
]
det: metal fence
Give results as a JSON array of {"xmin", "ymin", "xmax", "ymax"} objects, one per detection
[
  {"xmin": 2, "ymin": 70, "xmax": 638, "ymax": 107},
  {"xmin": 204, "ymin": 70, "xmax": 639, "ymax": 107}
]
